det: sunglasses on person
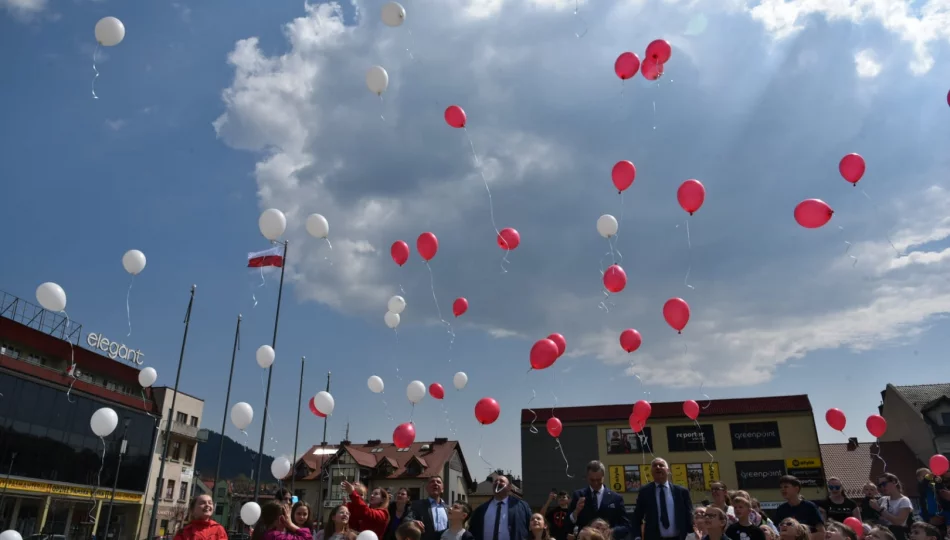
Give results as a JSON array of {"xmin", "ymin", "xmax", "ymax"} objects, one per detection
[
  {"xmin": 828, "ymin": 485, "xmax": 842, "ymax": 491},
  {"xmin": 878, "ymin": 481, "xmax": 889, "ymax": 489}
]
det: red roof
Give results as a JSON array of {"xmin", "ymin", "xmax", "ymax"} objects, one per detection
[
  {"xmin": 298, "ymin": 440, "xmax": 474, "ymax": 486},
  {"xmin": 820, "ymin": 441, "xmax": 924, "ymax": 498},
  {"xmin": 521, "ymin": 394, "xmax": 812, "ymax": 423}
]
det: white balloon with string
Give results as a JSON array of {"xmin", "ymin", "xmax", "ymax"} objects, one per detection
[
  {"xmin": 366, "ymin": 66, "xmax": 389, "ymax": 96},
  {"xmin": 36, "ymin": 282, "xmax": 67, "ymax": 312},
  {"xmin": 259, "ymin": 209, "xmax": 287, "ymax": 241},
  {"xmin": 256, "ymin": 345, "xmax": 275, "ymax": 369},
  {"xmin": 91, "ymin": 17, "xmax": 125, "ymax": 99},
  {"xmin": 122, "ymin": 249, "xmax": 146, "ymax": 335},
  {"xmin": 271, "ymin": 456, "xmax": 292, "ymax": 479},
  {"xmin": 387, "ymin": 296, "xmax": 406, "ymax": 315},
  {"xmin": 407, "ymin": 380, "xmax": 425, "ymax": 404},
  {"xmin": 453, "ymin": 372, "xmax": 468, "ymax": 390},
  {"xmin": 314, "ymin": 391, "xmax": 335, "ymax": 415},
  {"xmin": 384, "ymin": 311, "xmax": 400, "ymax": 329},
  {"xmin": 380, "ymin": 2, "xmax": 406, "ymax": 26},
  {"xmin": 306, "ymin": 214, "xmax": 329, "ymax": 239},
  {"xmin": 231, "ymin": 402, "xmax": 254, "ymax": 430},
  {"xmin": 90, "ymin": 407, "xmax": 118, "ymax": 437},
  {"xmin": 597, "ymin": 215, "xmax": 619, "ymax": 238},
  {"xmin": 138, "ymin": 367, "xmax": 157, "ymax": 388}
]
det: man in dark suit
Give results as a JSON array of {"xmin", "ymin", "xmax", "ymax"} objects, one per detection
[
  {"xmin": 567, "ymin": 460, "xmax": 632, "ymax": 539},
  {"xmin": 470, "ymin": 475, "xmax": 532, "ymax": 540},
  {"xmin": 631, "ymin": 458, "xmax": 693, "ymax": 540},
  {"xmin": 406, "ymin": 476, "xmax": 450, "ymax": 540}
]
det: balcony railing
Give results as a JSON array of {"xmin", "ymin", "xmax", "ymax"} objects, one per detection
[
  {"xmin": 0, "ymin": 290, "xmax": 83, "ymax": 346},
  {"xmin": 170, "ymin": 421, "xmax": 199, "ymax": 439}
]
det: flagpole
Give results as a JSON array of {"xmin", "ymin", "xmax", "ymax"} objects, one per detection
[
  {"xmin": 315, "ymin": 371, "xmax": 331, "ymax": 522},
  {"xmin": 147, "ymin": 285, "xmax": 197, "ymax": 540},
  {"xmin": 290, "ymin": 356, "xmax": 305, "ymax": 494},
  {"xmin": 212, "ymin": 314, "xmax": 242, "ymax": 491},
  {"xmin": 254, "ymin": 240, "xmax": 289, "ymax": 500}
]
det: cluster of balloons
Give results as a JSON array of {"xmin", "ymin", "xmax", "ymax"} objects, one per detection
[
  {"xmin": 529, "ymin": 333, "xmax": 566, "ymax": 370},
  {"xmin": 629, "ymin": 399, "xmax": 651, "ymax": 432},
  {"xmin": 824, "ymin": 408, "xmax": 888, "ymax": 438},
  {"xmin": 386, "ymin": 295, "xmax": 406, "ymax": 330},
  {"xmin": 361, "ymin": 2, "xmax": 406, "ymax": 97},
  {"xmin": 794, "ymin": 153, "xmax": 864, "ymax": 229},
  {"xmin": 379, "ymin": 372, "xmax": 467, "ymax": 447},
  {"xmin": 613, "ymin": 39, "xmax": 672, "ymax": 82}
]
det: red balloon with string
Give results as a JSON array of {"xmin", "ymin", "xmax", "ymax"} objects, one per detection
[
  {"xmin": 546, "ymin": 417, "xmax": 563, "ymax": 438},
  {"xmin": 632, "ymin": 400, "xmax": 651, "ymax": 422},
  {"xmin": 645, "ymin": 39, "xmax": 672, "ymax": 63},
  {"xmin": 417, "ymin": 232, "xmax": 439, "ymax": 261},
  {"xmin": 663, "ymin": 298, "xmax": 690, "ymax": 333},
  {"xmin": 391, "ymin": 241, "xmax": 410, "ymax": 266},
  {"xmin": 677, "ymin": 179, "xmax": 706, "ymax": 215},
  {"xmin": 839, "ymin": 153, "xmax": 866, "ymax": 185},
  {"xmin": 612, "ymin": 160, "xmax": 636, "ymax": 192},
  {"xmin": 628, "ymin": 414, "xmax": 645, "ymax": 433},
  {"xmin": 530, "ymin": 338, "xmax": 559, "ymax": 370},
  {"xmin": 445, "ymin": 105, "xmax": 466, "ymax": 129},
  {"xmin": 497, "ymin": 228, "xmax": 520, "ymax": 250},
  {"xmin": 309, "ymin": 397, "xmax": 327, "ymax": 418},
  {"xmin": 826, "ymin": 408, "xmax": 847, "ymax": 432},
  {"xmin": 620, "ymin": 329, "xmax": 642, "ymax": 353},
  {"xmin": 603, "ymin": 264, "xmax": 627, "ymax": 293},
  {"xmin": 614, "ymin": 52, "xmax": 640, "ymax": 80},
  {"xmin": 866, "ymin": 414, "xmax": 887, "ymax": 438},
  {"xmin": 683, "ymin": 399, "xmax": 700, "ymax": 420},
  {"xmin": 429, "ymin": 383, "xmax": 445, "ymax": 400},
  {"xmin": 453, "ymin": 297, "xmax": 468, "ymax": 317},
  {"xmin": 393, "ymin": 422, "xmax": 416, "ymax": 448},
  {"xmin": 641, "ymin": 57, "xmax": 663, "ymax": 81},
  {"xmin": 547, "ymin": 333, "xmax": 566, "ymax": 357},
  {"xmin": 794, "ymin": 199, "xmax": 834, "ymax": 229},
  {"xmin": 475, "ymin": 397, "xmax": 500, "ymax": 425}
]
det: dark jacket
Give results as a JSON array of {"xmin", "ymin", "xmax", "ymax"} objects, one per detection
[
  {"xmin": 469, "ymin": 497, "xmax": 532, "ymax": 540},
  {"xmin": 405, "ymin": 498, "xmax": 448, "ymax": 540},
  {"xmin": 567, "ymin": 487, "xmax": 632, "ymax": 539},
  {"xmin": 631, "ymin": 482, "xmax": 693, "ymax": 540}
]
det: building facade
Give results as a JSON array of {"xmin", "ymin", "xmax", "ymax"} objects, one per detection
[
  {"xmin": 879, "ymin": 383, "xmax": 950, "ymax": 465},
  {"xmin": 521, "ymin": 395, "xmax": 826, "ymax": 512},
  {"xmin": 0, "ymin": 290, "xmax": 158, "ymax": 540}
]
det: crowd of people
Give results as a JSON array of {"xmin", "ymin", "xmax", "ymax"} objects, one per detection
[{"xmin": 168, "ymin": 458, "xmax": 950, "ymax": 540}]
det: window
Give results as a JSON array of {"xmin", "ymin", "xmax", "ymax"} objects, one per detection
[
  {"xmin": 165, "ymin": 480, "xmax": 176, "ymax": 499},
  {"xmin": 405, "ymin": 462, "xmax": 421, "ymax": 476},
  {"xmin": 396, "ymin": 448, "xmax": 410, "ymax": 452},
  {"xmin": 190, "ymin": 416, "xmax": 199, "ymax": 427},
  {"xmin": 183, "ymin": 443, "xmax": 194, "ymax": 464},
  {"xmin": 942, "ymin": 412, "xmax": 950, "ymax": 426},
  {"xmin": 371, "ymin": 448, "xmax": 384, "ymax": 453},
  {"xmin": 216, "ymin": 487, "xmax": 226, "ymax": 497},
  {"xmin": 179, "ymin": 482, "xmax": 189, "ymax": 501},
  {"xmin": 175, "ymin": 412, "xmax": 187, "ymax": 424},
  {"xmin": 171, "ymin": 441, "xmax": 181, "ymax": 461},
  {"xmin": 215, "ymin": 504, "xmax": 224, "ymax": 516}
]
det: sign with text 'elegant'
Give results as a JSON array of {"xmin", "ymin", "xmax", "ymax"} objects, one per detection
[{"xmin": 86, "ymin": 332, "xmax": 144, "ymax": 365}]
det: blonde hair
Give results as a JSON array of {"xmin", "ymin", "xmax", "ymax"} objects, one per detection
[{"xmin": 578, "ymin": 528, "xmax": 605, "ymax": 540}]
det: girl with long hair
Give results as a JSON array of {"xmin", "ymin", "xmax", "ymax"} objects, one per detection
[
  {"xmin": 174, "ymin": 494, "xmax": 228, "ymax": 540},
  {"xmin": 529, "ymin": 513, "xmax": 550, "ymax": 540},
  {"xmin": 293, "ymin": 501, "xmax": 316, "ymax": 536},
  {"xmin": 778, "ymin": 518, "xmax": 809, "ymax": 540},
  {"xmin": 710, "ymin": 483, "xmax": 737, "ymax": 525},
  {"xmin": 316, "ymin": 504, "xmax": 353, "ymax": 540},
  {"xmin": 703, "ymin": 506, "xmax": 729, "ymax": 540},
  {"xmin": 251, "ymin": 501, "xmax": 314, "ymax": 540},
  {"xmin": 387, "ymin": 488, "xmax": 412, "ymax": 540},
  {"xmin": 344, "ymin": 481, "xmax": 391, "ymax": 538},
  {"xmin": 871, "ymin": 473, "xmax": 913, "ymax": 540}
]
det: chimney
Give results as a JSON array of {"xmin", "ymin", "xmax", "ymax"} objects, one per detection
[
  {"xmin": 434, "ymin": 437, "xmax": 448, "ymax": 445},
  {"xmin": 847, "ymin": 437, "xmax": 859, "ymax": 451},
  {"xmin": 341, "ymin": 439, "xmax": 351, "ymax": 446},
  {"xmin": 367, "ymin": 439, "xmax": 381, "ymax": 446}
]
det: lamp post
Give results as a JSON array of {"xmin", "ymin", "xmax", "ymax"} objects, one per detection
[{"xmin": 100, "ymin": 417, "xmax": 131, "ymax": 540}]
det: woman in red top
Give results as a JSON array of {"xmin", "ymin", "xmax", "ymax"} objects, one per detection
[
  {"xmin": 344, "ymin": 481, "xmax": 390, "ymax": 538},
  {"xmin": 175, "ymin": 494, "xmax": 228, "ymax": 540}
]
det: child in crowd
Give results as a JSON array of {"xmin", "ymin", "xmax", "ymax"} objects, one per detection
[
  {"xmin": 528, "ymin": 512, "xmax": 550, "ymax": 540},
  {"xmin": 726, "ymin": 496, "xmax": 766, "ymax": 540},
  {"xmin": 910, "ymin": 523, "xmax": 941, "ymax": 540},
  {"xmin": 252, "ymin": 501, "xmax": 314, "ymax": 540},
  {"xmin": 397, "ymin": 522, "xmax": 423, "ymax": 540},
  {"xmin": 442, "ymin": 502, "xmax": 474, "ymax": 540}
]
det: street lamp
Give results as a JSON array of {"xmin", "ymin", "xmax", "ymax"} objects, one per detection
[{"xmin": 99, "ymin": 417, "xmax": 131, "ymax": 540}]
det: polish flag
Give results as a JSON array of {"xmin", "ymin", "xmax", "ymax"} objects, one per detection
[{"xmin": 248, "ymin": 246, "xmax": 284, "ymax": 268}]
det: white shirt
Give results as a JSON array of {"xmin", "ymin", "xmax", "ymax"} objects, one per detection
[
  {"xmin": 484, "ymin": 497, "xmax": 510, "ymax": 540},
  {"xmin": 654, "ymin": 481, "xmax": 677, "ymax": 538},
  {"xmin": 430, "ymin": 498, "xmax": 449, "ymax": 531},
  {"xmin": 570, "ymin": 486, "xmax": 603, "ymax": 523}
]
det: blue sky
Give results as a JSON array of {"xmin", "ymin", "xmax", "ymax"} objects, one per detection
[{"xmin": 2, "ymin": 0, "xmax": 950, "ymax": 481}]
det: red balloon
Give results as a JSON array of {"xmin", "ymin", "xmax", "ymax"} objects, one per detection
[
  {"xmin": 839, "ymin": 153, "xmax": 866, "ymax": 185},
  {"xmin": 547, "ymin": 333, "xmax": 566, "ymax": 357},
  {"xmin": 663, "ymin": 298, "xmax": 690, "ymax": 333},
  {"xmin": 843, "ymin": 518, "xmax": 863, "ymax": 539},
  {"xmin": 866, "ymin": 414, "xmax": 887, "ymax": 438},
  {"xmin": 677, "ymin": 179, "xmax": 706, "ymax": 215},
  {"xmin": 530, "ymin": 338, "xmax": 560, "ymax": 370},
  {"xmin": 632, "ymin": 400, "xmax": 651, "ymax": 421},
  {"xmin": 614, "ymin": 52, "xmax": 640, "ymax": 80},
  {"xmin": 393, "ymin": 422, "xmax": 416, "ymax": 449},
  {"xmin": 546, "ymin": 417, "xmax": 563, "ymax": 438},
  {"xmin": 641, "ymin": 57, "xmax": 664, "ymax": 81},
  {"xmin": 452, "ymin": 297, "xmax": 468, "ymax": 317},
  {"xmin": 619, "ymin": 329, "xmax": 642, "ymax": 353},
  {"xmin": 445, "ymin": 105, "xmax": 466, "ymax": 129},
  {"xmin": 309, "ymin": 397, "xmax": 327, "ymax": 418},
  {"xmin": 947, "ymin": 89, "xmax": 950, "ymax": 107},
  {"xmin": 628, "ymin": 414, "xmax": 645, "ymax": 432},
  {"xmin": 930, "ymin": 454, "xmax": 949, "ymax": 476},
  {"xmin": 497, "ymin": 228, "xmax": 520, "ymax": 250},
  {"xmin": 603, "ymin": 264, "xmax": 627, "ymax": 293},
  {"xmin": 429, "ymin": 383, "xmax": 445, "ymax": 400},
  {"xmin": 825, "ymin": 408, "xmax": 847, "ymax": 432},
  {"xmin": 475, "ymin": 397, "xmax": 500, "ymax": 425},
  {"xmin": 416, "ymin": 232, "xmax": 439, "ymax": 261},
  {"xmin": 683, "ymin": 399, "xmax": 700, "ymax": 420},
  {"xmin": 611, "ymin": 160, "xmax": 636, "ymax": 192},
  {"xmin": 794, "ymin": 199, "xmax": 834, "ymax": 229},
  {"xmin": 391, "ymin": 241, "xmax": 410, "ymax": 266},
  {"xmin": 645, "ymin": 39, "xmax": 672, "ymax": 63}
]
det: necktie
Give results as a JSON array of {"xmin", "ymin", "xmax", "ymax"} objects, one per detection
[
  {"xmin": 592, "ymin": 490, "xmax": 599, "ymax": 511},
  {"xmin": 658, "ymin": 484, "xmax": 670, "ymax": 530},
  {"xmin": 492, "ymin": 501, "xmax": 504, "ymax": 540}
]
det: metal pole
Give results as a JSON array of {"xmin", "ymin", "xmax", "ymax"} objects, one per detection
[
  {"xmin": 321, "ymin": 372, "xmax": 331, "ymax": 445},
  {"xmin": 212, "ymin": 314, "xmax": 242, "ymax": 491},
  {"xmin": 0, "ymin": 452, "xmax": 16, "ymax": 529},
  {"xmin": 290, "ymin": 356, "xmax": 305, "ymax": 494},
  {"xmin": 254, "ymin": 240, "xmax": 289, "ymax": 500},
  {"xmin": 315, "ymin": 372, "xmax": 331, "ymax": 524},
  {"xmin": 147, "ymin": 285, "xmax": 197, "ymax": 540},
  {"xmin": 99, "ymin": 419, "xmax": 129, "ymax": 539}
]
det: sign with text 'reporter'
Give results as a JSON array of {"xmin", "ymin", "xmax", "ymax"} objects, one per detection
[
  {"xmin": 667, "ymin": 424, "xmax": 717, "ymax": 452},
  {"xmin": 735, "ymin": 460, "xmax": 786, "ymax": 490},
  {"xmin": 729, "ymin": 421, "xmax": 782, "ymax": 449}
]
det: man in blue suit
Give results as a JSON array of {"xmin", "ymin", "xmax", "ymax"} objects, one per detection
[
  {"xmin": 631, "ymin": 458, "xmax": 693, "ymax": 540},
  {"xmin": 470, "ymin": 475, "xmax": 532, "ymax": 540},
  {"xmin": 567, "ymin": 461, "xmax": 632, "ymax": 539}
]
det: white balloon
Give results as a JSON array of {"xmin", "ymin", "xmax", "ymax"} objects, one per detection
[
  {"xmin": 122, "ymin": 249, "xmax": 147, "ymax": 275},
  {"xmin": 95, "ymin": 17, "xmax": 125, "ymax": 47},
  {"xmin": 231, "ymin": 402, "xmax": 254, "ymax": 430},
  {"xmin": 240, "ymin": 502, "xmax": 261, "ymax": 526},
  {"xmin": 306, "ymin": 213, "xmax": 330, "ymax": 239},
  {"xmin": 1, "ymin": 530, "xmax": 24, "ymax": 540},
  {"xmin": 256, "ymin": 345, "xmax": 275, "ymax": 369},
  {"xmin": 596, "ymin": 214, "xmax": 619, "ymax": 238},
  {"xmin": 453, "ymin": 371, "xmax": 468, "ymax": 390},
  {"xmin": 380, "ymin": 2, "xmax": 406, "ymax": 27},
  {"xmin": 36, "ymin": 282, "xmax": 66, "ymax": 312},
  {"xmin": 384, "ymin": 311, "xmax": 401, "ymax": 329},
  {"xmin": 407, "ymin": 380, "xmax": 425, "ymax": 404},
  {"xmin": 313, "ymin": 391, "xmax": 335, "ymax": 415},
  {"xmin": 387, "ymin": 295, "xmax": 406, "ymax": 315},
  {"xmin": 90, "ymin": 407, "xmax": 119, "ymax": 437},
  {"xmin": 366, "ymin": 66, "xmax": 389, "ymax": 96},
  {"xmin": 259, "ymin": 208, "xmax": 287, "ymax": 241},
  {"xmin": 357, "ymin": 531, "xmax": 379, "ymax": 540},
  {"xmin": 270, "ymin": 456, "xmax": 292, "ymax": 479},
  {"xmin": 368, "ymin": 375, "xmax": 385, "ymax": 394},
  {"xmin": 138, "ymin": 367, "xmax": 157, "ymax": 388}
]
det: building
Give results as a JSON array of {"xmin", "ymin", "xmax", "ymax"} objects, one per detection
[
  {"xmin": 879, "ymin": 383, "xmax": 950, "ymax": 465},
  {"xmin": 521, "ymin": 395, "xmax": 825, "ymax": 512},
  {"xmin": 0, "ymin": 290, "xmax": 158, "ymax": 539},
  {"xmin": 820, "ymin": 438, "xmax": 924, "ymax": 500},
  {"xmin": 137, "ymin": 387, "xmax": 205, "ymax": 539},
  {"xmin": 291, "ymin": 438, "xmax": 474, "ymax": 521},
  {"xmin": 208, "ymin": 478, "xmax": 278, "ymax": 533}
]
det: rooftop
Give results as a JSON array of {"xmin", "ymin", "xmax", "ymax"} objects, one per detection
[
  {"xmin": 893, "ymin": 383, "xmax": 950, "ymax": 412},
  {"xmin": 820, "ymin": 440, "xmax": 923, "ymax": 498}
]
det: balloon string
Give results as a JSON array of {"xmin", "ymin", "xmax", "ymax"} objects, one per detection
[
  {"xmin": 91, "ymin": 44, "xmax": 100, "ymax": 99},
  {"xmin": 572, "ymin": 0, "xmax": 588, "ymax": 38},
  {"xmin": 525, "ymin": 387, "xmax": 539, "ymax": 434},
  {"xmin": 838, "ymin": 226, "xmax": 859, "ymax": 267},
  {"xmin": 140, "ymin": 390, "xmax": 159, "ymax": 421},
  {"xmin": 477, "ymin": 429, "xmax": 494, "ymax": 474},
  {"xmin": 860, "ymin": 188, "xmax": 902, "ymax": 257},
  {"xmin": 379, "ymin": 94, "xmax": 386, "ymax": 122},
  {"xmin": 88, "ymin": 436, "xmax": 106, "ymax": 525},
  {"xmin": 439, "ymin": 400, "xmax": 457, "ymax": 437},
  {"xmin": 409, "ymin": 402, "xmax": 415, "ymax": 423},
  {"xmin": 322, "ymin": 238, "xmax": 334, "ymax": 266},
  {"xmin": 698, "ymin": 382, "xmax": 712, "ymax": 410},
  {"xmin": 684, "ymin": 219, "xmax": 695, "ymax": 290},
  {"xmin": 404, "ymin": 28, "xmax": 416, "ymax": 61},
  {"xmin": 872, "ymin": 440, "xmax": 889, "ymax": 474},
  {"xmin": 64, "ymin": 308, "xmax": 77, "ymax": 404},
  {"xmin": 462, "ymin": 127, "xmax": 511, "ymax": 273},
  {"xmin": 424, "ymin": 261, "xmax": 456, "ymax": 348},
  {"xmin": 126, "ymin": 276, "xmax": 135, "ymax": 337},
  {"xmin": 554, "ymin": 438, "xmax": 575, "ymax": 478},
  {"xmin": 380, "ymin": 392, "xmax": 394, "ymax": 421},
  {"xmin": 652, "ymin": 100, "xmax": 657, "ymax": 131},
  {"xmin": 260, "ymin": 371, "xmax": 280, "ymax": 456},
  {"xmin": 693, "ymin": 418, "xmax": 715, "ymax": 466}
]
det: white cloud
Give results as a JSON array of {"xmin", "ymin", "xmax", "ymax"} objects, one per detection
[
  {"xmin": 105, "ymin": 119, "xmax": 128, "ymax": 131},
  {"xmin": 854, "ymin": 48, "xmax": 882, "ymax": 78},
  {"xmin": 2, "ymin": 0, "xmax": 46, "ymax": 18}
]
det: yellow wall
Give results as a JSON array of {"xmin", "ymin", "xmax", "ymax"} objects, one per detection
[{"xmin": 595, "ymin": 412, "xmax": 826, "ymax": 506}]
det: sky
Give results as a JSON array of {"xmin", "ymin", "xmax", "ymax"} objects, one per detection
[{"xmin": 2, "ymin": 0, "xmax": 950, "ymax": 482}]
